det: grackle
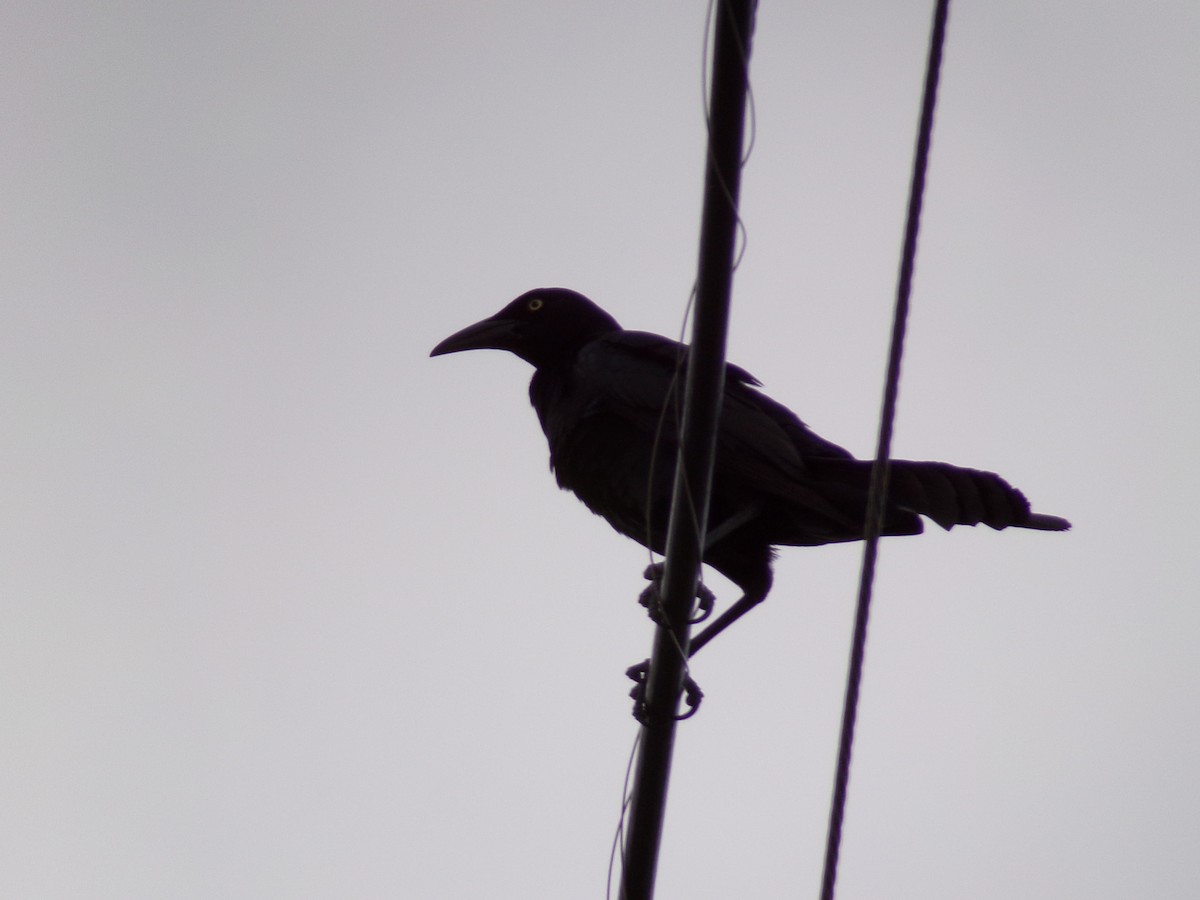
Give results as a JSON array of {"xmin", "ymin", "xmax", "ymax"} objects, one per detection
[{"xmin": 431, "ymin": 288, "xmax": 1069, "ymax": 655}]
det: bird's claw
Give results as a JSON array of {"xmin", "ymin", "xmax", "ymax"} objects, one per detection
[
  {"xmin": 690, "ymin": 584, "xmax": 716, "ymax": 624},
  {"xmin": 626, "ymin": 660, "xmax": 704, "ymax": 724},
  {"xmin": 638, "ymin": 563, "xmax": 716, "ymax": 626}
]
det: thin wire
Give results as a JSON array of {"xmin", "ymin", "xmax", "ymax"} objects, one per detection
[
  {"xmin": 636, "ymin": 0, "xmax": 758, "ymax": 639},
  {"xmin": 818, "ymin": 3, "xmax": 951, "ymax": 899},
  {"xmin": 639, "ymin": 284, "xmax": 701, "ymax": 665},
  {"xmin": 607, "ymin": 731, "xmax": 642, "ymax": 900},
  {"xmin": 704, "ymin": 0, "xmax": 755, "ymax": 275}
]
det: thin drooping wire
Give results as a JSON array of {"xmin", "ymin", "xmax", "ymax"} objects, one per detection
[
  {"xmin": 606, "ymin": 731, "xmax": 641, "ymax": 900},
  {"xmin": 819, "ymin": 3, "xmax": 951, "ymax": 899},
  {"xmin": 703, "ymin": 0, "xmax": 755, "ymax": 269},
  {"xmin": 635, "ymin": 0, "xmax": 757, "ymax": 655},
  {"xmin": 641, "ymin": 0, "xmax": 757, "ymax": 590}
]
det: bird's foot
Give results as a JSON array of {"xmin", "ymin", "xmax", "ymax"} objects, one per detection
[
  {"xmin": 638, "ymin": 563, "xmax": 715, "ymax": 626},
  {"xmin": 625, "ymin": 660, "xmax": 704, "ymax": 724}
]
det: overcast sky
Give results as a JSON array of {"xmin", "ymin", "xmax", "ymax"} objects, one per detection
[{"xmin": 3, "ymin": 2, "xmax": 1198, "ymax": 897}]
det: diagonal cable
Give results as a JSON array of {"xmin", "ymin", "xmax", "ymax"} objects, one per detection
[{"xmin": 819, "ymin": 2, "xmax": 952, "ymax": 898}]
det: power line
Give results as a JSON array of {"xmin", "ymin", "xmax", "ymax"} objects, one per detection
[
  {"xmin": 615, "ymin": 2, "xmax": 758, "ymax": 899},
  {"xmin": 819, "ymin": 2, "xmax": 952, "ymax": 898}
]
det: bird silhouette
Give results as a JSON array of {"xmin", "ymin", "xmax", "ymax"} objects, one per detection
[{"xmin": 432, "ymin": 288, "xmax": 1069, "ymax": 655}]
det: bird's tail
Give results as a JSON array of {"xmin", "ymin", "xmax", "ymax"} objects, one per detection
[
  {"xmin": 813, "ymin": 458, "xmax": 1070, "ymax": 533},
  {"xmin": 885, "ymin": 460, "xmax": 1070, "ymax": 531},
  {"xmin": 1018, "ymin": 511, "xmax": 1073, "ymax": 531}
]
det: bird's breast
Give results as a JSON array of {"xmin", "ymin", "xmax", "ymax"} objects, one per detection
[{"xmin": 530, "ymin": 373, "xmax": 674, "ymax": 549}]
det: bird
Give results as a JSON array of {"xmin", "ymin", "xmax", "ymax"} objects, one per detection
[{"xmin": 431, "ymin": 288, "xmax": 1069, "ymax": 656}]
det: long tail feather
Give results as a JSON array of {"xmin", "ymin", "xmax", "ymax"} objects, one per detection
[{"xmin": 884, "ymin": 460, "xmax": 1070, "ymax": 531}]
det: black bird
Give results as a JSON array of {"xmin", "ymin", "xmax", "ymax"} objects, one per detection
[{"xmin": 431, "ymin": 288, "xmax": 1069, "ymax": 655}]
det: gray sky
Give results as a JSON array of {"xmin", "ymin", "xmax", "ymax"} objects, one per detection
[{"xmin": 4, "ymin": 2, "xmax": 1198, "ymax": 897}]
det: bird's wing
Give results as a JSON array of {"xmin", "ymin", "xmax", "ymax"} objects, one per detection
[
  {"xmin": 577, "ymin": 332, "xmax": 795, "ymax": 455},
  {"xmin": 577, "ymin": 333, "xmax": 859, "ymax": 526}
]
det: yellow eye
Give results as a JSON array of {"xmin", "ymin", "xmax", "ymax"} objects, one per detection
[{"xmin": 527, "ymin": 297, "xmax": 544, "ymax": 312}]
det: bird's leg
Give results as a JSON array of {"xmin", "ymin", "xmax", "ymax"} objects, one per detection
[
  {"xmin": 627, "ymin": 505, "xmax": 766, "ymax": 718},
  {"xmin": 638, "ymin": 562, "xmax": 715, "ymax": 625},
  {"xmin": 687, "ymin": 580, "xmax": 770, "ymax": 657}
]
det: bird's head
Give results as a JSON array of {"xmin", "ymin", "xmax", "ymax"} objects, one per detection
[{"xmin": 430, "ymin": 288, "xmax": 622, "ymax": 368}]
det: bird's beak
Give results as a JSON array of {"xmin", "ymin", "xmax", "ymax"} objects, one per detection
[{"xmin": 430, "ymin": 315, "xmax": 519, "ymax": 357}]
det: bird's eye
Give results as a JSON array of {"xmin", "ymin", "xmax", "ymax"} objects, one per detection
[{"xmin": 527, "ymin": 297, "xmax": 544, "ymax": 312}]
